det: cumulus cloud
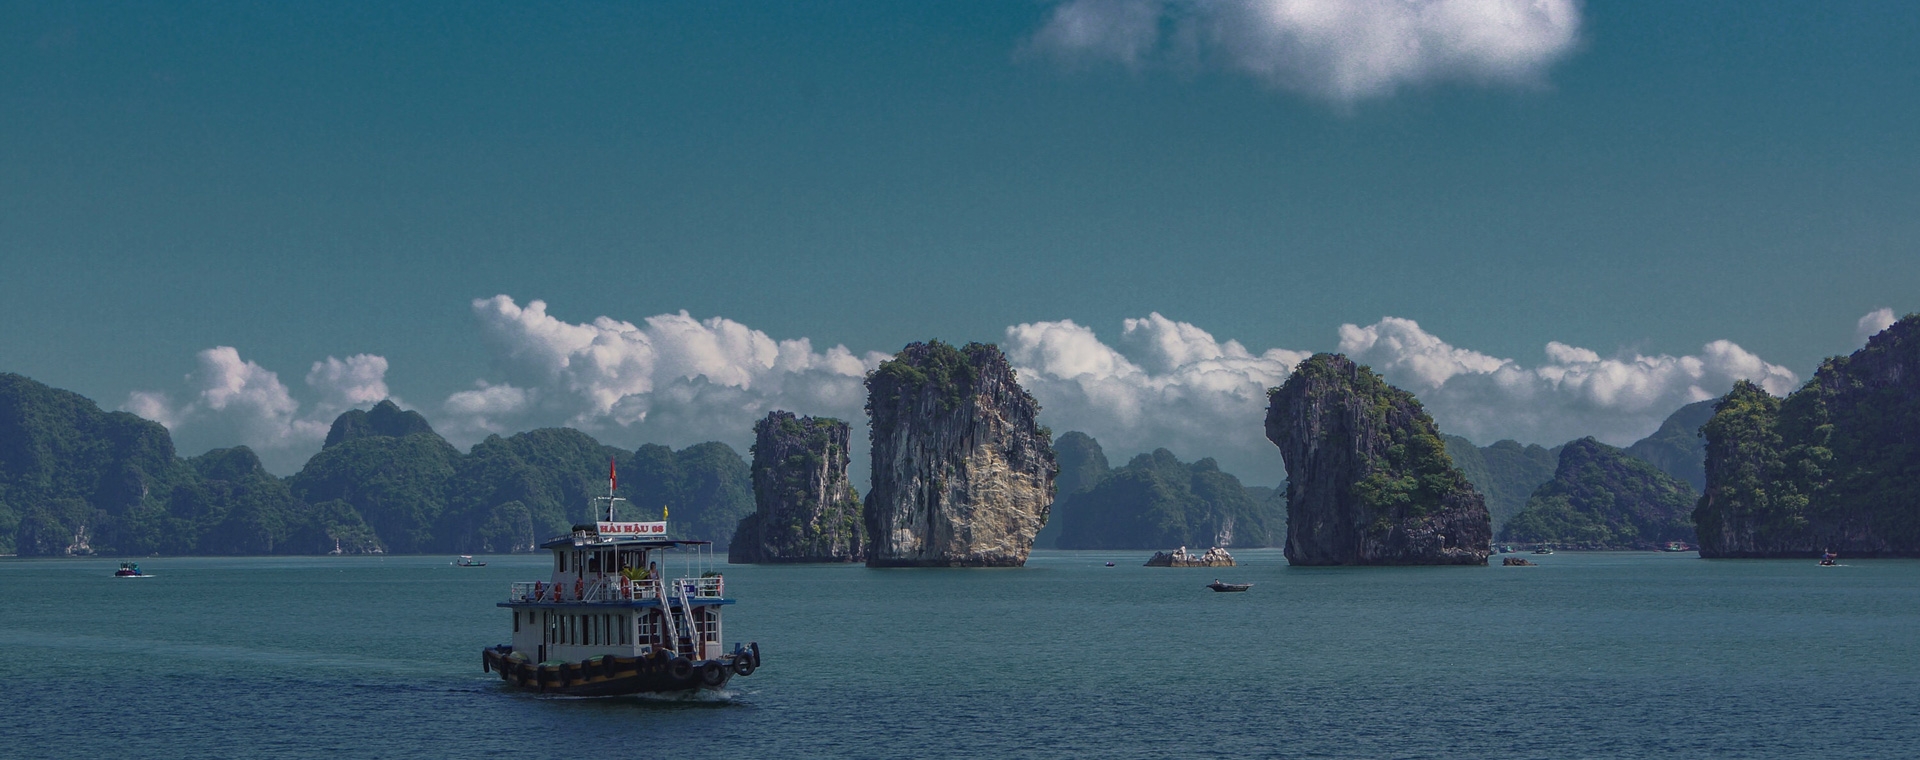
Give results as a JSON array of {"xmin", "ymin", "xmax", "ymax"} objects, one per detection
[
  {"xmin": 123, "ymin": 347, "xmax": 397, "ymax": 473},
  {"xmin": 1029, "ymin": 0, "xmax": 1583, "ymax": 102},
  {"xmin": 1338, "ymin": 316, "xmax": 1800, "ymax": 447},
  {"xmin": 1005, "ymin": 313, "xmax": 1309, "ymax": 484},
  {"xmin": 1856, "ymin": 308, "xmax": 1897, "ymax": 343},
  {"xmin": 443, "ymin": 296, "xmax": 885, "ymax": 451}
]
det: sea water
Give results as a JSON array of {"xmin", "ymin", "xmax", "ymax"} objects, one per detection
[{"xmin": 3, "ymin": 550, "xmax": 1916, "ymax": 759}]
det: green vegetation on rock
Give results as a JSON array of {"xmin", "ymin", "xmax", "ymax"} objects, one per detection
[
  {"xmin": 1695, "ymin": 314, "xmax": 1920, "ymax": 557},
  {"xmin": 1500, "ymin": 437, "xmax": 1696, "ymax": 549},
  {"xmin": 1265, "ymin": 353, "xmax": 1490, "ymax": 565}
]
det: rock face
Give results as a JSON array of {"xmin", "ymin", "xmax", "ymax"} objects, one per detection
[
  {"xmin": 864, "ymin": 341, "xmax": 1057, "ymax": 567},
  {"xmin": 1265, "ymin": 354, "xmax": 1491, "ymax": 566},
  {"xmin": 1696, "ymin": 314, "xmax": 1920, "ymax": 557},
  {"xmin": 1144, "ymin": 546, "xmax": 1235, "ymax": 567},
  {"xmin": 729, "ymin": 411, "xmax": 865, "ymax": 563},
  {"xmin": 1500, "ymin": 437, "xmax": 1697, "ymax": 550}
]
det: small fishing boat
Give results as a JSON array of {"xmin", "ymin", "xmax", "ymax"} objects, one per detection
[
  {"xmin": 1662, "ymin": 542, "xmax": 1691, "ymax": 552},
  {"xmin": 1819, "ymin": 550, "xmax": 1839, "ymax": 567},
  {"xmin": 1533, "ymin": 545, "xmax": 1554, "ymax": 555},
  {"xmin": 113, "ymin": 562, "xmax": 151, "ymax": 578},
  {"xmin": 454, "ymin": 555, "xmax": 487, "ymax": 567},
  {"xmin": 1104, "ymin": 561, "xmax": 1115, "ymax": 567},
  {"xmin": 1206, "ymin": 580, "xmax": 1252, "ymax": 592}
]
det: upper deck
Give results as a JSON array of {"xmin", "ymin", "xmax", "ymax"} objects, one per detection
[{"xmin": 501, "ymin": 522, "xmax": 732, "ymax": 609}]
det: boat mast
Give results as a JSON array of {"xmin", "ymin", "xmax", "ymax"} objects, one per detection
[{"xmin": 600, "ymin": 458, "xmax": 627, "ymax": 522}]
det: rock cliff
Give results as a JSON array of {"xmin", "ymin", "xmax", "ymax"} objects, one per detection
[
  {"xmin": 1500, "ymin": 437, "xmax": 1696, "ymax": 550},
  {"xmin": 1696, "ymin": 314, "xmax": 1920, "ymax": 557},
  {"xmin": 729, "ymin": 411, "xmax": 865, "ymax": 563},
  {"xmin": 864, "ymin": 341, "xmax": 1057, "ymax": 567},
  {"xmin": 1265, "ymin": 354, "xmax": 1491, "ymax": 565}
]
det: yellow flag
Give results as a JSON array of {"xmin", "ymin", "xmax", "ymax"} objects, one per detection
[{"xmin": 663, "ymin": 504, "xmax": 669, "ymax": 520}]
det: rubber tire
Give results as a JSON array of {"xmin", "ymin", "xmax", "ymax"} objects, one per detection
[
  {"xmin": 700, "ymin": 662, "xmax": 728, "ymax": 687},
  {"xmin": 731, "ymin": 657, "xmax": 756, "ymax": 677},
  {"xmin": 668, "ymin": 657, "xmax": 694, "ymax": 681}
]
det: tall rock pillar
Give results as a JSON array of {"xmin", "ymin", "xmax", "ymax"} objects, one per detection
[
  {"xmin": 728, "ymin": 411, "xmax": 865, "ymax": 564},
  {"xmin": 1265, "ymin": 353, "xmax": 1490, "ymax": 566},
  {"xmin": 865, "ymin": 341, "xmax": 1057, "ymax": 567}
]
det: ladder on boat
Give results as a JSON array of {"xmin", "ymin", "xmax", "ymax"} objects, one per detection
[{"xmin": 655, "ymin": 577, "xmax": 684, "ymax": 657}]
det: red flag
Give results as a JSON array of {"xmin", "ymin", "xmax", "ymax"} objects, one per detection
[{"xmin": 610, "ymin": 458, "xmax": 617, "ymax": 493}]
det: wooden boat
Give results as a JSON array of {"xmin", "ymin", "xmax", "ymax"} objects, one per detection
[
  {"xmin": 1206, "ymin": 580, "xmax": 1252, "ymax": 592},
  {"xmin": 113, "ymin": 562, "xmax": 151, "ymax": 577}
]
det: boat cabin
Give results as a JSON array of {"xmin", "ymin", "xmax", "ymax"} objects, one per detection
[{"xmin": 500, "ymin": 522, "xmax": 732, "ymax": 666}]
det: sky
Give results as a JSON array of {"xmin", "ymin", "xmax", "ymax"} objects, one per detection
[{"xmin": 2, "ymin": 1, "xmax": 1916, "ymax": 483}]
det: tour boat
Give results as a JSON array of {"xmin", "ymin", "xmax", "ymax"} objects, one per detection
[
  {"xmin": 482, "ymin": 461, "xmax": 759, "ymax": 696},
  {"xmin": 453, "ymin": 555, "xmax": 487, "ymax": 567},
  {"xmin": 113, "ymin": 562, "xmax": 150, "ymax": 578},
  {"xmin": 1206, "ymin": 580, "xmax": 1252, "ymax": 592}
]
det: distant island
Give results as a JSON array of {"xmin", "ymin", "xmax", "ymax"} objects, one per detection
[{"xmin": 0, "ymin": 375, "xmax": 751, "ymax": 557}]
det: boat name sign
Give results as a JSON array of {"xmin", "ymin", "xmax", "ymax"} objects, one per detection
[{"xmin": 597, "ymin": 521, "xmax": 667, "ymax": 537}]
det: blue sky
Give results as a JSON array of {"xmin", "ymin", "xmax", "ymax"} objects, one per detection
[{"xmin": 3, "ymin": 1, "xmax": 1915, "ymax": 481}]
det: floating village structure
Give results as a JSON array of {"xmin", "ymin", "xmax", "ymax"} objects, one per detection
[{"xmin": 482, "ymin": 463, "xmax": 760, "ymax": 695}]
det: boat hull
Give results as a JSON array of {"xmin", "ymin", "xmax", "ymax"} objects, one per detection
[{"xmin": 482, "ymin": 645, "xmax": 758, "ymax": 696}]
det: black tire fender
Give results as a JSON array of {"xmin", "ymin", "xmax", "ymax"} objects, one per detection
[
  {"xmin": 700, "ymin": 661, "xmax": 728, "ymax": 687},
  {"xmin": 732, "ymin": 656, "xmax": 756, "ymax": 677},
  {"xmin": 668, "ymin": 657, "xmax": 694, "ymax": 680}
]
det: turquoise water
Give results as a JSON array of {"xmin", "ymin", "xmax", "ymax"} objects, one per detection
[{"xmin": 3, "ymin": 550, "xmax": 1916, "ymax": 759}]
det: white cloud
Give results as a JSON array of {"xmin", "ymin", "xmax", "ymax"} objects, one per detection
[
  {"xmin": 445, "ymin": 295, "xmax": 885, "ymax": 452},
  {"xmin": 1857, "ymin": 308, "xmax": 1897, "ymax": 343},
  {"xmin": 306, "ymin": 354, "xmax": 391, "ymax": 413},
  {"xmin": 1338, "ymin": 316, "xmax": 1800, "ymax": 447},
  {"xmin": 1006, "ymin": 313, "xmax": 1309, "ymax": 484},
  {"xmin": 123, "ymin": 347, "xmax": 395, "ymax": 473},
  {"xmin": 1030, "ymin": 0, "xmax": 1583, "ymax": 102}
]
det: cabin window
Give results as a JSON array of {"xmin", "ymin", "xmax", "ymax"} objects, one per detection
[
  {"xmin": 513, "ymin": 612, "xmax": 519, "ymax": 633},
  {"xmin": 558, "ymin": 553, "xmax": 566, "ymax": 573}
]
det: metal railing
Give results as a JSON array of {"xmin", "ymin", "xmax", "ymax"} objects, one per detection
[
  {"xmin": 506, "ymin": 577, "xmax": 670, "ymax": 603},
  {"xmin": 674, "ymin": 576, "xmax": 724, "ymax": 598}
]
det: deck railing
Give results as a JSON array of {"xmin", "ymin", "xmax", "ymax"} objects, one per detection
[{"xmin": 507, "ymin": 577, "xmax": 675, "ymax": 603}]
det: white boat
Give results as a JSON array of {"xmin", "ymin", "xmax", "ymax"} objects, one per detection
[
  {"xmin": 481, "ymin": 460, "xmax": 759, "ymax": 695},
  {"xmin": 453, "ymin": 555, "xmax": 487, "ymax": 567}
]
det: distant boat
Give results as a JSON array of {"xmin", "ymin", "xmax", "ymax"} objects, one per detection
[
  {"xmin": 113, "ymin": 562, "xmax": 151, "ymax": 578},
  {"xmin": 1533, "ymin": 546, "xmax": 1554, "ymax": 555},
  {"xmin": 453, "ymin": 555, "xmax": 487, "ymax": 567},
  {"xmin": 1662, "ymin": 542, "xmax": 1691, "ymax": 552},
  {"xmin": 1206, "ymin": 580, "xmax": 1252, "ymax": 592},
  {"xmin": 1104, "ymin": 561, "xmax": 1115, "ymax": 567}
]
